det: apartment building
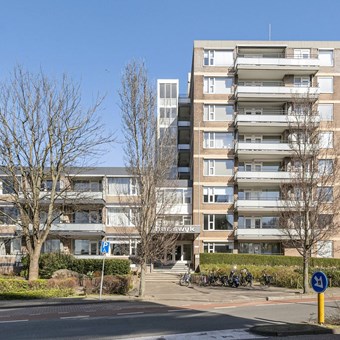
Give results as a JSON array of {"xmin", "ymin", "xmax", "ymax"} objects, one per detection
[
  {"xmin": 158, "ymin": 40, "xmax": 340, "ymax": 268},
  {"xmin": 0, "ymin": 168, "xmax": 194, "ymax": 272}
]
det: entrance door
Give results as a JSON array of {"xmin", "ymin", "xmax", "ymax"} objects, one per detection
[{"xmin": 175, "ymin": 245, "xmax": 182, "ymax": 261}]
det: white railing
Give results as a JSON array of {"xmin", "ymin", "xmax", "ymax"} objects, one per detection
[
  {"xmin": 235, "ymin": 56, "xmax": 320, "ymax": 68},
  {"xmin": 235, "ymin": 171, "xmax": 291, "ymax": 181},
  {"xmin": 235, "ymin": 199, "xmax": 286, "ymax": 210},
  {"xmin": 235, "ymin": 114, "xmax": 320, "ymax": 125},
  {"xmin": 235, "ymin": 142, "xmax": 292, "ymax": 154},
  {"xmin": 235, "ymin": 86, "xmax": 319, "ymax": 98},
  {"xmin": 235, "ymin": 228, "xmax": 286, "ymax": 240},
  {"xmin": 51, "ymin": 223, "xmax": 105, "ymax": 232}
]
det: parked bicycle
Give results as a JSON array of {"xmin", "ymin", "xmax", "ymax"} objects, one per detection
[
  {"xmin": 240, "ymin": 268, "xmax": 253, "ymax": 287},
  {"xmin": 179, "ymin": 272, "xmax": 191, "ymax": 287},
  {"xmin": 226, "ymin": 270, "xmax": 240, "ymax": 288},
  {"xmin": 260, "ymin": 271, "xmax": 273, "ymax": 287}
]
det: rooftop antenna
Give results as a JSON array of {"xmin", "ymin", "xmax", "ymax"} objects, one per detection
[{"xmin": 269, "ymin": 24, "xmax": 272, "ymax": 41}]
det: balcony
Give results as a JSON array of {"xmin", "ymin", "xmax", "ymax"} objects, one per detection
[
  {"xmin": 235, "ymin": 199, "xmax": 285, "ymax": 213},
  {"xmin": 51, "ymin": 223, "xmax": 105, "ymax": 236},
  {"xmin": 235, "ymin": 171, "xmax": 291, "ymax": 185},
  {"xmin": 235, "ymin": 113, "xmax": 320, "ymax": 134},
  {"xmin": 235, "ymin": 141, "xmax": 292, "ymax": 160},
  {"xmin": 235, "ymin": 54, "xmax": 320, "ymax": 79},
  {"xmin": 235, "ymin": 83, "xmax": 319, "ymax": 102},
  {"xmin": 234, "ymin": 228, "xmax": 286, "ymax": 240}
]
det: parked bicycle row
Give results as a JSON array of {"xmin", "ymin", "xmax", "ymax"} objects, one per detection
[{"xmin": 179, "ymin": 268, "xmax": 274, "ymax": 288}]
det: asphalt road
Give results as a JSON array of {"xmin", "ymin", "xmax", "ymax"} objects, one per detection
[{"xmin": 0, "ymin": 299, "xmax": 339, "ymax": 339}]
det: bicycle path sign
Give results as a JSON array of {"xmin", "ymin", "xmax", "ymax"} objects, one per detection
[{"xmin": 311, "ymin": 271, "xmax": 328, "ymax": 293}]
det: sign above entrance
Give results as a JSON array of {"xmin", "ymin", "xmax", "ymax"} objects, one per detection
[{"xmin": 154, "ymin": 225, "xmax": 200, "ymax": 234}]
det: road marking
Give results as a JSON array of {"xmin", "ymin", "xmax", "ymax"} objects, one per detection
[
  {"xmin": 0, "ymin": 320, "xmax": 28, "ymax": 323},
  {"xmin": 58, "ymin": 312, "xmax": 70, "ymax": 314},
  {"xmin": 214, "ymin": 306, "xmax": 236, "ymax": 309},
  {"xmin": 117, "ymin": 312, "xmax": 144, "ymax": 316},
  {"xmin": 29, "ymin": 313, "xmax": 41, "ymax": 316},
  {"xmin": 60, "ymin": 315, "xmax": 89, "ymax": 319}
]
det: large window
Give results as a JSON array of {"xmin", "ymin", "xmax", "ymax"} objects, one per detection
[
  {"xmin": 203, "ymin": 242, "xmax": 233, "ymax": 253},
  {"xmin": 158, "ymin": 188, "xmax": 191, "ymax": 204},
  {"xmin": 159, "ymin": 83, "xmax": 177, "ymax": 99},
  {"xmin": 203, "ymin": 105, "xmax": 233, "ymax": 121},
  {"xmin": 0, "ymin": 207, "xmax": 18, "ymax": 224},
  {"xmin": 318, "ymin": 159, "xmax": 333, "ymax": 175},
  {"xmin": 107, "ymin": 177, "xmax": 138, "ymax": 195},
  {"xmin": 74, "ymin": 240, "xmax": 99, "ymax": 255},
  {"xmin": 42, "ymin": 239, "xmax": 61, "ymax": 253},
  {"xmin": 73, "ymin": 210, "xmax": 101, "ymax": 224},
  {"xmin": 319, "ymin": 132, "xmax": 333, "ymax": 148},
  {"xmin": 203, "ymin": 132, "xmax": 233, "ymax": 149},
  {"xmin": 318, "ymin": 50, "xmax": 333, "ymax": 66},
  {"xmin": 107, "ymin": 207, "xmax": 134, "ymax": 226},
  {"xmin": 204, "ymin": 77, "xmax": 233, "ymax": 94},
  {"xmin": 294, "ymin": 49, "xmax": 310, "ymax": 59},
  {"xmin": 203, "ymin": 186, "xmax": 233, "ymax": 203},
  {"xmin": 318, "ymin": 104, "xmax": 333, "ymax": 121},
  {"xmin": 203, "ymin": 214, "xmax": 233, "ymax": 230},
  {"xmin": 203, "ymin": 50, "xmax": 233, "ymax": 66},
  {"xmin": 239, "ymin": 242, "xmax": 282, "ymax": 255},
  {"xmin": 238, "ymin": 216, "xmax": 279, "ymax": 229},
  {"xmin": 73, "ymin": 180, "xmax": 102, "ymax": 192},
  {"xmin": 317, "ymin": 186, "xmax": 333, "ymax": 202},
  {"xmin": 317, "ymin": 241, "xmax": 333, "ymax": 258},
  {"xmin": 203, "ymin": 159, "xmax": 234, "ymax": 176},
  {"xmin": 318, "ymin": 77, "xmax": 333, "ymax": 93},
  {"xmin": 294, "ymin": 76, "xmax": 310, "ymax": 87}
]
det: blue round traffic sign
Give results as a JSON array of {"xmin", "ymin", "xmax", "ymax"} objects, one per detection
[{"xmin": 311, "ymin": 271, "xmax": 328, "ymax": 293}]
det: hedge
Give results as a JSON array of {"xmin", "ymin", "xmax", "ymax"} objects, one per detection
[
  {"xmin": 22, "ymin": 254, "xmax": 131, "ymax": 279},
  {"xmin": 200, "ymin": 253, "xmax": 340, "ymax": 267}
]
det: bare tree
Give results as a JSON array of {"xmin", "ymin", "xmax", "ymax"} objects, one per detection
[
  {"xmin": 119, "ymin": 61, "xmax": 179, "ymax": 297},
  {"xmin": 280, "ymin": 94, "xmax": 340, "ymax": 293},
  {"xmin": 0, "ymin": 66, "xmax": 113, "ymax": 280}
]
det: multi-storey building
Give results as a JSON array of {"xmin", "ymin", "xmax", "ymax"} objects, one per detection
[
  {"xmin": 158, "ymin": 40, "xmax": 340, "ymax": 269},
  {"xmin": 1, "ymin": 40, "xmax": 340, "ymax": 274}
]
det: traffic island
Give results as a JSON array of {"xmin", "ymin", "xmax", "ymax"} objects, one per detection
[{"xmin": 250, "ymin": 323, "xmax": 334, "ymax": 337}]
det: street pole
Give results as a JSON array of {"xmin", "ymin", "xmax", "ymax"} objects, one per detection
[
  {"xmin": 318, "ymin": 292, "xmax": 325, "ymax": 324},
  {"xmin": 99, "ymin": 255, "xmax": 106, "ymax": 300}
]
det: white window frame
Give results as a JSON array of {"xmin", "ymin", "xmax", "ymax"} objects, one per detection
[
  {"xmin": 318, "ymin": 49, "xmax": 333, "ymax": 66},
  {"xmin": 204, "ymin": 50, "xmax": 215, "ymax": 66},
  {"xmin": 318, "ymin": 104, "xmax": 333, "ymax": 121},
  {"xmin": 294, "ymin": 76, "xmax": 310, "ymax": 87},
  {"xmin": 319, "ymin": 132, "xmax": 333, "ymax": 149},
  {"xmin": 294, "ymin": 49, "xmax": 310, "ymax": 59},
  {"xmin": 318, "ymin": 77, "xmax": 333, "ymax": 93}
]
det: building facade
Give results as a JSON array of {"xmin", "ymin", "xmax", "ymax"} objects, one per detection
[{"xmin": 158, "ymin": 40, "xmax": 340, "ymax": 268}]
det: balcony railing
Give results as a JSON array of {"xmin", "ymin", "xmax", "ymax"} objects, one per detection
[
  {"xmin": 51, "ymin": 223, "xmax": 105, "ymax": 234},
  {"xmin": 235, "ymin": 171, "xmax": 291, "ymax": 183},
  {"xmin": 234, "ymin": 228, "xmax": 286, "ymax": 240},
  {"xmin": 235, "ymin": 199, "xmax": 286, "ymax": 212}
]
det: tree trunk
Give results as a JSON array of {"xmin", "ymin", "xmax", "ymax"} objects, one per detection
[
  {"xmin": 139, "ymin": 262, "xmax": 146, "ymax": 297},
  {"xmin": 28, "ymin": 250, "xmax": 41, "ymax": 281},
  {"xmin": 303, "ymin": 254, "xmax": 310, "ymax": 294}
]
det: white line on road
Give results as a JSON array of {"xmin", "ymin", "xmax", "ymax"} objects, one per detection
[
  {"xmin": 214, "ymin": 306, "xmax": 236, "ymax": 309},
  {"xmin": 29, "ymin": 313, "xmax": 41, "ymax": 316},
  {"xmin": 0, "ymin": 320, "xmax": 28, "ymax": 323},
  {"xmin": 58, "ymin": 312, "xmax": 70, "ymax": 314},
  {"xmin": 117, "ymin": 312, "xmax": 144, "ymax": 316},
  {"xmin": 60, "ymin": 315, "xmax": 89, "ymax": 319}
]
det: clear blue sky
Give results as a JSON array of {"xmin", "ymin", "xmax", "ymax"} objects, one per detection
[{"xmin": 0, "ymin": 0, "xmax": 339, "ymax": 166}]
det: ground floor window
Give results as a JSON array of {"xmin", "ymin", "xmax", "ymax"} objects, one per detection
[
  {"xmin": 239, "ymin": 242, "xmax": 282, "ymax": 255},
  {"xmin": 203, "ymin": 242, "xmax": 233, "ymax": 253},
  {"xmin": 42, "ymin": 239, "xmax": 62, "ymax": 253},
  {"xmin": 106, "ymin": 238, "xmax": 139, "ymax": 256},
  {"xmin": 73, "ymin": 240, "xmax": 100, "ymax": 255},
  {"xmin": 0, "ymin": 238, "xmax": 21, "ymax": 255},
  {"xmin": 317, "ymin": 240, "xmax": 333, "ymax": 258}
]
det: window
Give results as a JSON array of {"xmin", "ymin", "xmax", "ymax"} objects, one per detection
[
  {"xmin": 0, "ymin": 207, "xmax": 18, "ymax": 225},
  {"xmin": 203, "ymin": 132, "xmax": 233, "ymax": 148},
  {"xmin": 0, "ymin": 177, "xmax": 16, "ymax": 194},
  {"xmin": 318, "ymin": 104, "xmax": 333, "ymax": 121},
  {"xmin": 318, "ymin": 77, "xmax": 333, "ymax": 93},
  {"xmin": 158, "ymin": 188, "xmax": 192, "ymax": 204},
  {"xmin": 159, "ymin": 83, "xmax": 177, "ymax": 99},
  {"xmin": 244, "ymin": 108, "xmax": 263, "ymax": 115},
  {"xmin": 203, "ymin": 214, "xmax": 233, "ymax": 230},
  {"xmin": 318, "ymin": 50, "xmax": 333, "ymax": 66},
  {"xmin": 74, "ymin": 240, "xmax": 99, "ymax": 255},
  {"xmin": 159, "ymin": 107, "xmax": 176, "ymax": 119},
  {"xmin": 203, "ymin": 104, "xmax": 233, "ymax": 121},
  {"xmin": 107, "ymin": 207, "xmax": 134, "ymax": 226},
  {"xmin": 239, "ymin": 242, "xmax": 282, "ymax": 255},
  {"xmin": 294, "ymin": 49, "xmax": 310, "ymax": 59},
  {"xmin": 319, "ymin": 132, "xmax": 333, "ymax": 148},
  {"xmin": 204, "ymin": 50, "xmax": 233, "ymax": 66},
  {"xmin": 294, "ymin": 76, "xmax": 310, "ymax": 87},
  {"xmin": 317, "ymin": 241, "xmax": 333, "ymax": 258},
  {"xmin": 74, "ymin": 210, "xmax": 101, "ymax": 224},
  {"xmin": 203, "ymin": 159, "xmax": 234, "ymax": 176},
  {"xmin": 204, "ymin": 77, "xmax": 233, "ymax": 94},
  {"xmin": 42, "ymin": 239, "xmax": 61, "ymax": 253},
  {"xmin": 203, "ymin": 242, "xmax": 233, "ymax": 253},
  {"xmin": 203, "ymin": 186, "xmax": 233, "ymax": 203},
  {"xmin": 107, "ymin": 177, "xmax": 138, "ymax": 195},
  {"xmin": 238, "ymin": 216, "xmax": 279, "ymax": 229},
  {"xmin": 318, "ymin": 159, "xmax": 333, "ymax": 175},
  {"xmin": 317, "ymin": 186, "xmax": 333, "ymax": 202},
  {"xmin": 73, "ymin": 180, "xmax": 102, "ymax": 192}
]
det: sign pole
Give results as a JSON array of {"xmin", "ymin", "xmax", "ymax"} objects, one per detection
[
  {"xmin": 99, "ymin": 254, "xmax": 106, "ymax": 301},
  {"xmin": 318, "ymin": 292, "xmax": 325, "ymax": 324}
]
